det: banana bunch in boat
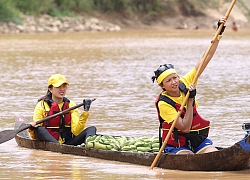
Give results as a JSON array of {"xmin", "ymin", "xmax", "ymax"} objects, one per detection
[{"xmin": 84, "ymin": 135, "xmax": 160, "ymax": 153}]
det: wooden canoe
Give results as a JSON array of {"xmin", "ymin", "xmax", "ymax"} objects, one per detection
[{"xmin": 14, "ymin": 116, "xmax": 250, "ymax": 171}]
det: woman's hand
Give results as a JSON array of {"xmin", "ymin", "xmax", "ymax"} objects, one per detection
[
  {"xmin": 187, "ymin": 84, "xmax": 196, "ymax": 98},
  {"xmin": 217, "ymin": 17, "xmax": 227, "ymax": 35},
  {"xmin": 83, "ymin": 98, "xmax": 92, "ymax": 111},
  {"xmin": 29, "ymin": 122, "xmax": 38, "ymax": 130}
]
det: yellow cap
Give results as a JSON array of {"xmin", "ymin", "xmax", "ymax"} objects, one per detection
[
  {"xmin": 156, "ymin": 69, "xmax": 177, "ymax": 84},
  {"xmin": 48, "ymin": 74, "xmax": 69, "ymax": 87}
]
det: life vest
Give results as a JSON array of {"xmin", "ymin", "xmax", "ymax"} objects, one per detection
[
  {"xmin": 155, "ymin": 82, "xmax": 210, "ymax": 148},
  {"xmin": 43, "ymin": 97, "xmax": 72, "ymax": 141}
]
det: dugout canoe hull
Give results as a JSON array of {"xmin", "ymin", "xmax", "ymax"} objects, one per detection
[{"xmin": 14, "ymin": 117, "xmax": 250, "ymax": 171}]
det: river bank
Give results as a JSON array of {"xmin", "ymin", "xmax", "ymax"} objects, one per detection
[
  {"xmin": 0, "ymin": 14, "xmax": 121, "ymax": 34},
  {"xmin": 0, "ymin": 1, "xmax": 249, "ymax": 34}
]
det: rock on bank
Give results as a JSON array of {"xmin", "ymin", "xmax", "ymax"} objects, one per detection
[{"xmin": 0, "ymin": 14, "xmax": 121, "ymax": 34}]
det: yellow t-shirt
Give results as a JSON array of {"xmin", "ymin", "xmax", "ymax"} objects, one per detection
[
  {"xmin": 29, "ymin": 100, "xmax": 89, "ymax": 144},
  {"xmin": 158, "ymin": 68, "xmax": 198, "ymax": 123}
]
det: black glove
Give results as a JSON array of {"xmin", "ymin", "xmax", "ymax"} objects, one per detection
[
  {"xmin": 83, "ymin": 98, "xmax": 92, "ymax": 111},
  {"xmin": 217, "ymin": 20, "xmax": 226, "ymax": 35},
  {"xmin": 189, "ymin": 89, "xmax": 196, "ymax": 98}
]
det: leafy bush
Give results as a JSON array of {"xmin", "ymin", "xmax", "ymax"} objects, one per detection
[
  {"xmin": 0, "ymin": 0, "xmax": 243, "ymax": 23},
  {"xmin": 0, "ymin": 0, "xmax": 22, "ymax": 23},
  {"xmin": 14, "ymin": 0, "xmax": 54, "ymax": 15}
]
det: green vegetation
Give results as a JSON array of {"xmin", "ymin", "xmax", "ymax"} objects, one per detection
[
  {"xmin": 0, "ymin": 0, "xmax": 22, "ymax": 24},
  {"xmin": 0, "ymin": 0, "xmax": 242, "ymax": 24}
]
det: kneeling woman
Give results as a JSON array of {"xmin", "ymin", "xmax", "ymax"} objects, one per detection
[{"xmin": 29, "ymin": 73, "xmax": 97, "ymax": 146}]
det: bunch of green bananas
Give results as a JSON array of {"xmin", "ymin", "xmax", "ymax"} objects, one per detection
[{"xmin": 82, "ymin": 135, "xmax": 160, "ymax": 153}]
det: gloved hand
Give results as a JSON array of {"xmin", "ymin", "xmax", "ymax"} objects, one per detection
[
  {"xmin": 217, "ymin": 19, "xmax": 226, "ymax": 35},
  {"xmin": 83, "ymin": 98, "xmax": 92, "ymax": 111},
  {"xmin": 29, "ymin": 122, "xmax": 38, "ymax": 130},
  {"xmin": 189, "ymin": 89, "xmax": 196, "ymax": 99}
]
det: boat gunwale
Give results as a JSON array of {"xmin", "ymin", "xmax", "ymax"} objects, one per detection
[{"xmin": 14, "ymin": 132, "xmax": 250, "ymax": 171}]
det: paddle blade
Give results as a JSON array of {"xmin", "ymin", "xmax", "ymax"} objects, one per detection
[
  {"xmin": 0, "ymin": 123, "xmax": 31, "ymax": 144},
  {"xmin": 0, "ymin": 129, "xmax": 18, "ymax": 144}
]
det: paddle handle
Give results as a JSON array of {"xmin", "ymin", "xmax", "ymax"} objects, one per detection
[
  {"xmin": 150, "ymin": 0, "xmax": 237, "ymax": 170},
  {"xmin": 196, "ymin": 0, "xmax": 237, "ymax": 80},
  {"xmin": 150, "ymin": 94, "xmax": 190, "ymax": 169},
  {"xmin": 35, "ymin": 98, "xmax": 96, "ymax": 125}
]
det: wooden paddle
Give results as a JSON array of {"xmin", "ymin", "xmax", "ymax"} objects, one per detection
[
  {"xmin": 0, "ymin": 98, "xmax": 96, "ymax": 144},
  {"xmin": 150, "ymin": 0, "xmax": 237, "ymax": 170}
]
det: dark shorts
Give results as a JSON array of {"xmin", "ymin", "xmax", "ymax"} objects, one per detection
[{"xmin": 164, "ymin": 138, "xmax": 213, "ymax": 154}]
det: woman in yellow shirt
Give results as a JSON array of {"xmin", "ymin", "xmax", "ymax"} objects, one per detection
[
  {"xmin": 152, "ymin": 18, "xmax": 226, "ymax": 154},
  {"xmin": 29, "ymin": 73, "xmax": 96, "ymax": 145}
]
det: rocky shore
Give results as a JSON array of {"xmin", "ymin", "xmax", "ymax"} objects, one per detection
[
  {"xmin": 0, "ymin": 2, "xmax": 249, "ymax": 34},
  {"xmin": 0, "ymin": 14, "xmax": 121, "ymax": 34}
]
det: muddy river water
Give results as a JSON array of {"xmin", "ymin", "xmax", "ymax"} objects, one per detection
[{"xmin": 0, "ymin": 29, "xmax": 250, "ymax": 179}]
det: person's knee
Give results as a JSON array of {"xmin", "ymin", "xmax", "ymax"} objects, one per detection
[
  {"xmin": 88, "ymin": 126, "xmax": 97, "ymax": 134},
  {"xmin": 92, "ymin": 126, "xmax": 97, "ymax": 132},
  {"xmin": 35, "ymin": 127, "xmax": 46, "ymax": 136},
  {"xmin": 34, "ymin": 127, "xmax": 59, "ymax": 143}
]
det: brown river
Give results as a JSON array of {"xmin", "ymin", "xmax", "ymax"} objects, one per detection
[{"xmin": 0, "ymin": 29, "xmax": 250, "ymax": 179}]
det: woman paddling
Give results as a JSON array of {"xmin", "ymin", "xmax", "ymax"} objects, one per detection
[
  {"xmin": 29, "ymin": 73, "xmax": 97, "ymax": 146},
  {"xmin": 152, "ymin": 18, "xmax": 226, "ymax": 154}
]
